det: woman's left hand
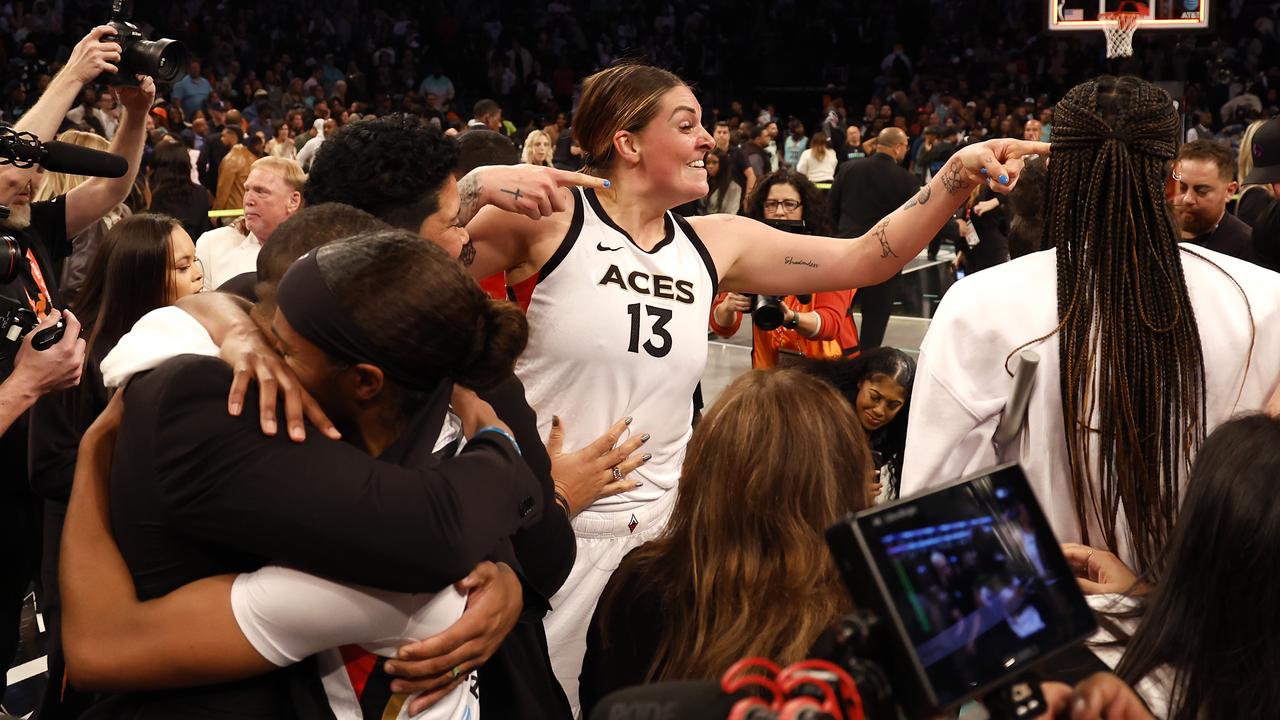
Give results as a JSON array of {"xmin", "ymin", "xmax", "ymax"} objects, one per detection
[
  {"xmin": 221, "ymin": 326, "xmax": 340, "ymax": 442},
  {"xmin": 952, "ymin": 138, "xmax": 1050, "ymax": 194},
  {"xmin": 386, "ymin": 561, "xmax": 523, "ymax": 715}
]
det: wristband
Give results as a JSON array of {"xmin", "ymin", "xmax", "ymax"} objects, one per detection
[
  {"xmin": 553, "ymin": 489, "xmax": 572, "ymax": 516},
  {"xmin": 475, "ymin": 425, "xmax": 521, "ymax": 455}
]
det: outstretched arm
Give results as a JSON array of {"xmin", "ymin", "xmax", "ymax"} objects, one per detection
[{"xmin": 694, "ymin": 139, "xmax": 1048, "ymax": 295}]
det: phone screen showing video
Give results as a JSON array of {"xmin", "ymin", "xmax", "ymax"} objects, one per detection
[{"xmin": 857, "ymin": 466, "xmax": 1095, "ymax": 707}]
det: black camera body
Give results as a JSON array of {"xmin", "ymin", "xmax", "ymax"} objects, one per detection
[
  {"xmin": 742, "ymin": 218, "xmax": 816, "ymax": 331},
  {"xmin": 0, "ymin": 295, "xmax": 39, "ymax": 361},
  {"xmin": 103, "ymin": 0, "xmax": 186, "ymax": 85},
  {"xmin": 0, "ymin": 295, "xmax": 67, "ymax": 360}
]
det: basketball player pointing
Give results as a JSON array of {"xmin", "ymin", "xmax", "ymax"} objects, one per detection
[{"xmin": 463, "ymin": 63, "xmax": 1048, "ymax": 713}]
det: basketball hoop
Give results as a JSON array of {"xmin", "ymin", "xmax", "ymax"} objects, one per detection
[{"xmin": 1099, "ymin": 12, "xmax": 1141, "ymax": 58}]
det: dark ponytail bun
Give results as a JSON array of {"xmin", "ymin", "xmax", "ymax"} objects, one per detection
[{"xmin": 454, "ymin": 299, "xmax": 528, "ymax": 391}]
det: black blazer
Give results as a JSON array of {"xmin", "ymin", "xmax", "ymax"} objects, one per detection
[{"xmin": 828, "ymin": 151, "xmax": 921, "ymax": 239}]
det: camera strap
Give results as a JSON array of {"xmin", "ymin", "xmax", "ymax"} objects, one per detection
[{"xmin": 23, "ymin": 247, "xmax": 51, "ymax": 319}]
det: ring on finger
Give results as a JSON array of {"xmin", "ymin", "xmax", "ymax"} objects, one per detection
[
  {"xmin": 611, "ymin": 466, "xmax": 623, "ymax": 481},
  {"xmin": 449, "ymin": 665, "xmax": 462, "ymax": 680}
]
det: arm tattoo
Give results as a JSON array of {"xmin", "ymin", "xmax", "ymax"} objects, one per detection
[
  {"xmin": 875, "ymin": 219, "xmax": 898, "ymax": 259},
  {"xmin": 901, "ymin": 184, "xmax": 932, "ymax": 211},
  {"xmin": 456, "ymin": 173, "xmax": 484, "ymax": 225},
  {"xmin": 940, "ymin": 158, "xmax": 967, "ymax": 195},
  {"xmin": 784, "ymin": 256, "xmax": 819, "ymax": 268}
]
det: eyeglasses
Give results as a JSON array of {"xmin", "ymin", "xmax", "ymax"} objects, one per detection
[{"xmin": 764, "ymin": 199, "xmax": 803, "ymax": 213}]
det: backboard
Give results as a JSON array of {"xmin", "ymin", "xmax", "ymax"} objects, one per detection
[{"xmin": 1048, "ymin": 0, "xmax": 1211, "ymax": 31}]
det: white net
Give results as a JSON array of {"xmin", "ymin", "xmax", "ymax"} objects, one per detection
[{"xmin": 1100, "ymin": 13, "xmax": 1140, "ymax": 58}]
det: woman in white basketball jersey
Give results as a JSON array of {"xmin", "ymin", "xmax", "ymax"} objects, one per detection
[{"xmin": 463, "ymin": 62, "xmax": 1048, "ymax": 713}]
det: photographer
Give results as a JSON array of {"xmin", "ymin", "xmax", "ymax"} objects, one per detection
[
  {"xmin": 1, "ymin": 26, "xmax": 124, "ymax": 204},
  {"xmin": 709, "ymin": 170, "xmax": 859, "ymax": 368},
  {"xmin": 0, "ymin": 22, "xmax": 152, "ymax": 696}
]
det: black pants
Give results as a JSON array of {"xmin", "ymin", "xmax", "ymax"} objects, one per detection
[
  {"xmin": 856, "ymin": 275, "xmax": 898, "ymax": 350},
  {"xmin": 0, "ymin": 489, "xmax": 42, "ymax": 705}
]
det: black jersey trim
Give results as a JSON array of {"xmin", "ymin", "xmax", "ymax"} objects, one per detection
[
  {"xmin": 584, "ymin": 188, "xmax": 676, "ymax": 254},
  {"xmin": 673, "ymin": 213, "xmax": 719, "ymax": 295},
  {"xmin": 536, "ymin": 186, "xmax": 585, "ymax": 285}
]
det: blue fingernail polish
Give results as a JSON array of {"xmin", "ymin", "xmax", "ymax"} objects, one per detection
[
  {"xmin": 999, "ymin": 174, "xmax": 1009, "ymax": 184},
  {"xmin": 603, "ymin": 179, "xmax": 611, "ymax": 188},
  {"xmin": 980, "ymin": 167, "xmax": 988, "ymax": 175}
]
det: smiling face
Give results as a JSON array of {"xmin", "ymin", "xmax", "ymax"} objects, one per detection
[
  {"xmin": 855, "ymin": 374, "xmax": 907, "ymax": 431},
  {"xmin": 627, "ymin": 85, "xmax": 716, "ymax": 203}
]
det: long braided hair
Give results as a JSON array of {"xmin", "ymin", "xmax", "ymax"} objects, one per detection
[{"xmin": 1045, "ymin": 76, "xmax": 1205, "ymax": 575}]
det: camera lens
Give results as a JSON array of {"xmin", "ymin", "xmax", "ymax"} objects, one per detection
[
  {"xmin": 751, "ymin": 295, "xmax": 785, "ymax": 331},
  {"xmin": 0, "ymin": 236, "xmax": 22, "ymax": 285},
  {"xmin": 129, "ymin": 38, "xmax": 187, "ymax": 83}
]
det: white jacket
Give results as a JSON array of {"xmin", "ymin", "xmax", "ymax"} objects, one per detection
[{"xmin": 902, "ymin": 247, "xmax": 1280, "ymax": 567}]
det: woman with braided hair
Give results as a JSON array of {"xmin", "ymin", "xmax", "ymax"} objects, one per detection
[{"xmin": 901, "ymin": 76, "xmax": 1280, "ymax": 576}]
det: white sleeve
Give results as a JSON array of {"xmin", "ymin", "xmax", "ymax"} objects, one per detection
[
  {"xmin": 99, "ymin": 306, "xmax": 221, "ymax": 388},
  {"xmin": 231, "ymin": 566, "xmax": 466, "ymax": 666},
  {"xmin": 796, "ymin": 150, "xmax": 812, "ymax": 176},
  {"xmin": 900, "ymin": 280, "xmax": 1006, "ymax": 498}
]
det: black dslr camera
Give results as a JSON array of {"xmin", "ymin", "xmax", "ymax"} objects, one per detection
[
  {"xmin": 743, "ymin": 219, "xmax": 813, "ymax": 331},
  {"xmin": 1, "ymin": 236, "xmax": 68, "ymax": 360},
  {"xmin": 104, "ymin": 0, "xmax": 186, "ymax": 85},
  {"xmin": 0, "ymin": 295, "xmax": 65, "ymax": 360}
]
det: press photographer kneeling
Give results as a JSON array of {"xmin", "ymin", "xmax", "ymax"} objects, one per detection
[{"xmin": 710, "ymin": 170, "xmax": 859, "ymax": 367}]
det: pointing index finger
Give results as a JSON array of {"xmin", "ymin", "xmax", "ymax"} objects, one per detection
[
  {"xmin": 550, "ymin": 169, "xmax": 610, "ymax": 190},
  {"xmin": 1006, "ymin": 139, "xmax": 1051, "ymax": 159}
]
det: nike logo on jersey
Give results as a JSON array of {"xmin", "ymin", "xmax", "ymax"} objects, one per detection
[
  {"xmin": 598, "ymin": 264, "xmax": 696, "ymax": 304},
  {"xmin": 597, "ymin": 242, "xmax": 624, "ymax": 252}
]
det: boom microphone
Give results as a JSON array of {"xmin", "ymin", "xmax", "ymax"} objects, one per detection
[{"xmin": 0, "ymin": 127, "xmax": 129, "ymax": 178}]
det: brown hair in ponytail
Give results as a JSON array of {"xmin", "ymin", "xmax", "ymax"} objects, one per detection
[
  {"xmin": 1045, "ymin": 76, "xmax": 1205, "ymax": 574},
  {"xmin": 316, "ymin": 230, "xmax": 528, "ymax": 414}
]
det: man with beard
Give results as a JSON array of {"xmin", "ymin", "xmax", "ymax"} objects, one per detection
[
  {"xmin": 1172, "ymin": 140, "xmax": 1258, "ymax": 264},
  {"xmin": 0, "ymin": 25, "xmax": 151, "ymax": 709}
]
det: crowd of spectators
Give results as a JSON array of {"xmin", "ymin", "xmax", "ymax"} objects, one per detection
[{"xmin": 2, "ymin": 3, "xmax": 1280, "ymax": 720}]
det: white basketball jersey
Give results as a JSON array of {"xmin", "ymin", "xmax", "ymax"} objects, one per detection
[{"xmin": 515, "ymin": 188, "xmax": 718, "ymax": 512}]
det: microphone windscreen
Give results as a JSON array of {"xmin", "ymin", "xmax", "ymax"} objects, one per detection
[
  {"xmin": 588, "ymin": 680, "xmax": 744, "ymax": 720},
  {"xmin": 40, "ymin": 141, "xmax": 129, "ymax": 178}
]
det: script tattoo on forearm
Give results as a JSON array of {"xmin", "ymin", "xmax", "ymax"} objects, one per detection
[
  {"xmin": 875, "ymin": 219, "xmax": 898, "ymax": 259},
  {"xmin": 784, "ymin": 256, "xmax": 819, "ymax": 268},
  {"xmin": 457, "ymin": 173, "xmax": 484, "ymax": 225},
  {"xmin": 940, "ymin": 158, "xmax": 967, "ymax": 195},
  {"xmin": 902, "ymin": 184, "xmax": 933, "ymax": 211}
]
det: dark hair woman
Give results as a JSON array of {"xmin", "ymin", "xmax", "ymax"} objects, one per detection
[
  {"xmin": 698, "ymin": 147, "xmax": 741, "ymax": 215},
  {"xmin": 711, "ymin": 170, "xmax": 859, "ymax": 367},
  {"xmin": 579, "ymin": 369, "xmax": 873, "ymax": 715},
  {"xmin": 462, "ymin": 60, "xmax": 1043, "ymax": 713},
  {"xmin": 798, "ymin": 347, "xmax": 916, "ymax": 503},
  {"xmin": 1065, "ymin": 414, "xmax": 1280, "ymax": 719},
  {"xmin": 60, "ymin": 230, "xmax": 544, "ymax": 719},
  {"xmin": 900, "ymin": 75, "xmax": 1280, "ymax": 576},
  {"xmin": 148, "ymin": 139, "xmax": 213, "ymax": 239},
  {"xmin": 28, "ymin": 213, "xmax": 203, "ymax": 713}
]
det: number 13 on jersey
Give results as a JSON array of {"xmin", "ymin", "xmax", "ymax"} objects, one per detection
[{"xmin": 626, "ymin": 303, "xmax": 673, "ymax": 358}]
